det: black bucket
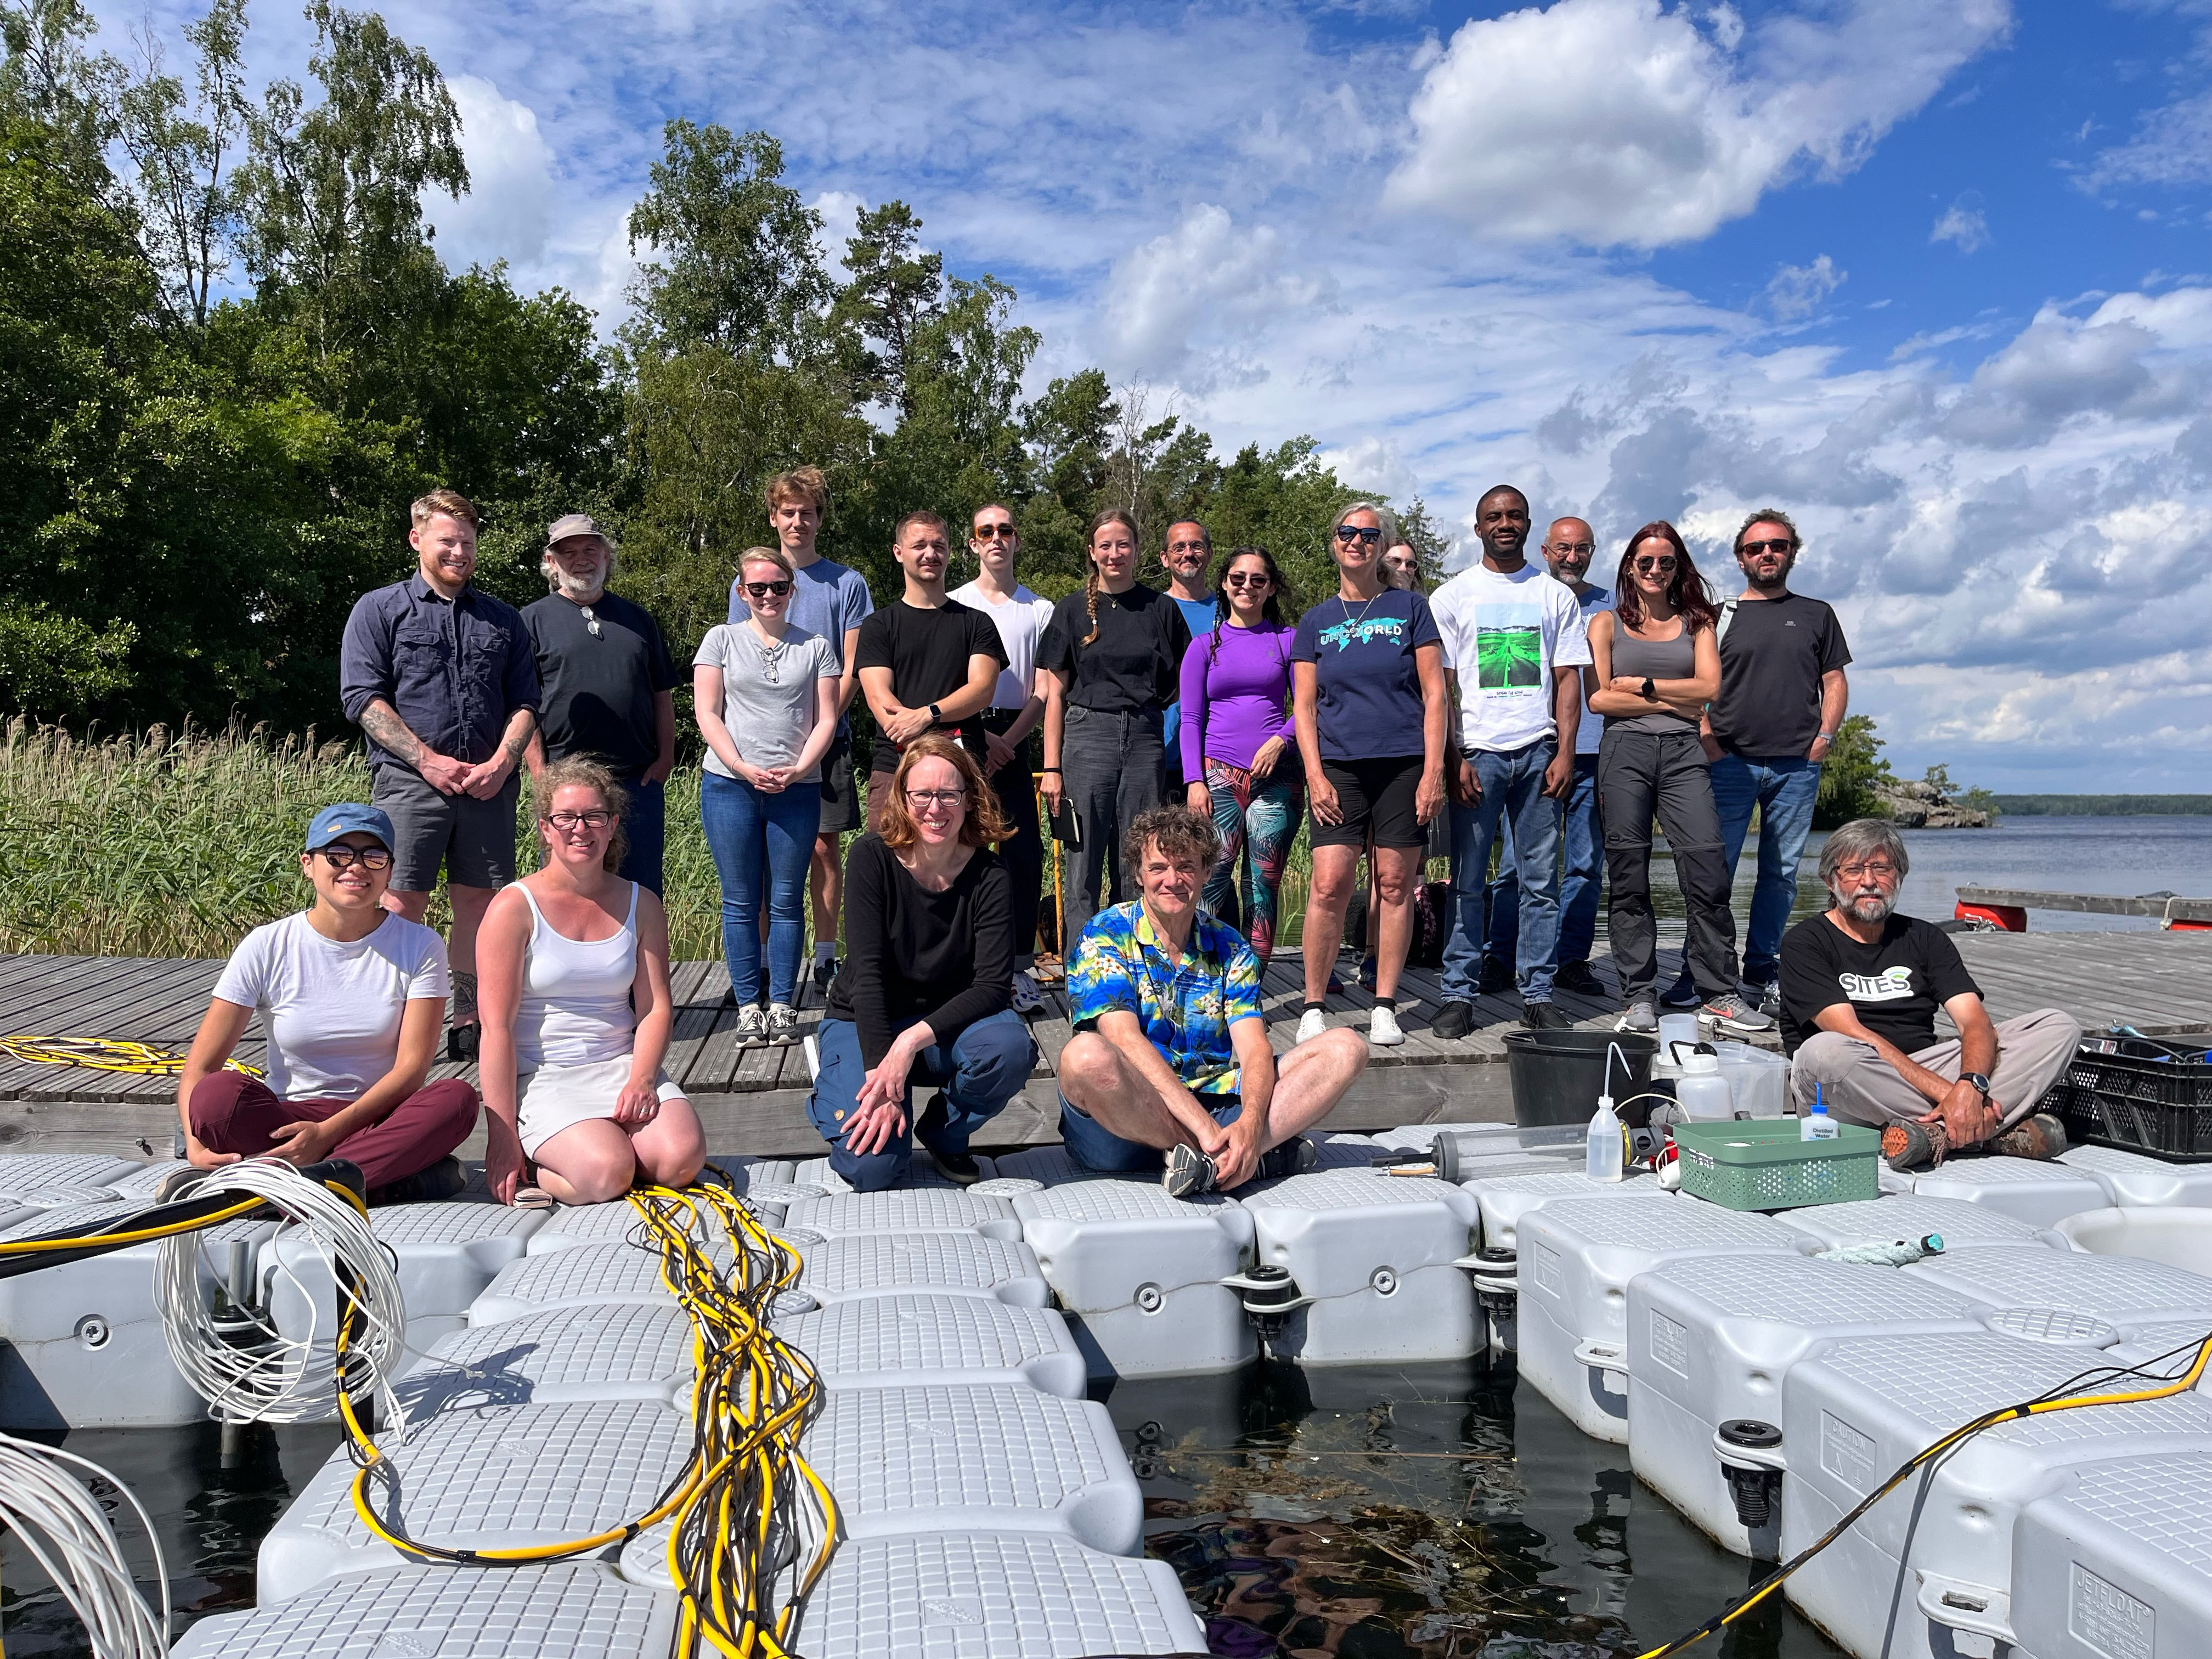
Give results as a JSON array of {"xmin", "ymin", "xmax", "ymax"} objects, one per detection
[{"xmin": 1502, "ymin": 1029, "xmax": 1658, "ymax": 1127}]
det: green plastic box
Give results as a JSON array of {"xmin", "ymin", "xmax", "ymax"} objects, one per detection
[{"xmin": 1672, "ymin": 1120, "xmax": 1881, "ymax": 1211}]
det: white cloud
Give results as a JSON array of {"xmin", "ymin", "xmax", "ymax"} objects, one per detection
[
  {"xmin": 1766, "ymin": 255, "xmax": 1846, "ymax": 320},
  {"xmin": 1098, "ymin": 205, "xmax": 1331, "ymax": 391},
  {"xmin": 1383, "ymin": 0, "xmax": 2010, "ymax": 246},
  {"xmin": 431, "ymin": 76, "xmax": 555, "ymax": 274},
  {"xmin": 1931, "ymin": 198, "xmax": 1990, "ymax": 253}
]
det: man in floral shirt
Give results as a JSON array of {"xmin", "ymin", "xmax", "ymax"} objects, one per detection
[{"xmin": 1055, "ymin": 805, "xmax": 1368, "ymax": 1196}]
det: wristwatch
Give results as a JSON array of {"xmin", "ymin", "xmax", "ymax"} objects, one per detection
[
  {"xmin": 927, "ymin": 702, "xmax": 942, "ymax": 725},
  {"xmin": 1640, "ymin": 676, "xmax": 1656, "ymax": 701},
  {"xmin": 1961, "ymin": 1071, "xmax": 1992, "ymax": 1101}
]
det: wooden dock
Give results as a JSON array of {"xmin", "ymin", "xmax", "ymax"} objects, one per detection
[{"xmin": 0, "ymin": 930, "xmax": 2205, "ymax": 1161}]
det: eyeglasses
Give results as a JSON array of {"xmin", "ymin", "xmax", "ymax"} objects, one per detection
[
  {"xmin": 1740, "ymin": 538, "xmax": 1796, "ymax": 557},
  {"xmin": 1223, "ymin": 572, "xmax": 1271, "ymax": 589},
  {"xmin": 742, "ymin": 580, "xmax": 793, "ymax": 598},
  {"xmin": 1833, "ymin": 860, "xmax": 1899, "ymax": 882},
  {"xmin": 1633, "ymin": 556, "xmax": 1678, "ymax": 573},
  {"xmin": 905, "ymin": 789, "xmax": 964, "ymax": 809},
  {"xmin": 1550, "ymin": 542, "xmax": 1595, "ymax": 556},
  {"xmin": 1166, "ymin": 538, "xmax": 1209, "ymax": 554},
  {"xmin": 578, "ymin": 604, "xmax": 601, "ymax": 639},
  {"xmin": 1334, "ymin": 525, "xmax": 1382, "ymax": 545},
  {"xmin": 973, "ymin": 523, "xmax": 1016, "ymax": 540},
  {"xmin": 315, "ymin": 845, "xmax": 391, "ymax": 871},
  {"xmin": 544, "ymin": 810, "xmax": 615, "ymax": 831}
]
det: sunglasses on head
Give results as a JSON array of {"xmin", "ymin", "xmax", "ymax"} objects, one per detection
[
  {"xmin": 742, "ymin": 579, "xmax": 793, "ymax": 598},
  {"xmin": 1740, "ymin": 538, "xmax": 1796, "ymax": 557},
  {"xmin": 1334, "ymin": 525, "xmax": 1382, "ymax": 545},
  {"xmin": 972, "ymin": 522, "xmax": 1015, "ymax": 540},
  {"xmin": 1634, "ymin": 556, "xmax": 1678, "ymax": 573}
]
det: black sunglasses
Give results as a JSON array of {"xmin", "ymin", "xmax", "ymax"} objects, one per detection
[
  {"xmin": 1740, "ymin": 538, "xmax": 1796, "ymax": 557},
  {"xmin": 743, "ymin": 579, "xmax": 794, "ymax": 598},
  {"xmin": 314, "ymin": 845, "xmax": 392, "ymax": 870},
  {"xmin": 1634, "ymin": 556, "xmax": 1678, "ymax": 573},
  {"xmin": 1223, "ymin": 572, "xmax": 1271, "ymax": 588},
  {"xmin": 1334, "ymin": 525, "xmax": 1382, "ymax": 545}
]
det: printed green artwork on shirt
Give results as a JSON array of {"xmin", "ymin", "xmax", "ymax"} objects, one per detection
[{"xmin": 1476, "ymin": 622, "xmax": 1543, "ymax": 689}]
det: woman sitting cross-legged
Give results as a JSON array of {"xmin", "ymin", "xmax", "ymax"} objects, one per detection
[
  {"xmin": 477, "ymin": 758, "xmax": 707, "ymax": 1205},
  {"xmin": 811, "ymin": 735, "xmax": 1037, "ymax": 1189},
  {"xmin": 178, "ymin": 803, "xmax": 480, "ymax": 1204}
]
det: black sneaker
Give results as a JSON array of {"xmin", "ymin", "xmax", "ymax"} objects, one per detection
[
  {"xmin": 445, "ymin": 1023, "xmax": 479, "ymax": 1062},
  {"xmin": 1432, "ymin": 1000, "xmax": 1477, "ymax": 1040},
  {"xmin": 1522, "ymin": 1001, "xmax": 1573, "ymax": 1030},
  {"xmin": 915, "ymin": 1094, "xmax": 983, "ymax": 1186},
  {"xmin": 1478, "ymin": 955, "xmax": 1515, "ymax": 996},
  {"xmin": 368, "ymin": 1155, "xmax": 467, "ymax": 1208},
  {"xmin": 1253, "ymin": 1136, "xmax": 1318, "ymax": 1183},
  {"xmin": 1658, "ymin": 974, "xmax": 1701, "ymax": 1010},
  {"xmin": 1556, "ymin": 960, "xmax": 1607, "ymax": 997},
  {"xmin": 812, "ymin": 955, "xmax": 838, "ymax": 995}
]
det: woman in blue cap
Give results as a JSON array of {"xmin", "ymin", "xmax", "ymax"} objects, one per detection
[{"xmin": 176, "ymin": 803, "xmax": 481, "ymax": 1202}]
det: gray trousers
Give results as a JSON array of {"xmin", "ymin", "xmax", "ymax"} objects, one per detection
[
  {"xmin": 1598, "ymin": 727, "xmax": 1740, "ymax": 1000},
  {"xmin": 1788, "ymin": 1007, "xmax": 2081, "ymax": 1132},
  {"xmin": 1059, "ymin": 704, "xmax": 1166, "ymax": 947}
]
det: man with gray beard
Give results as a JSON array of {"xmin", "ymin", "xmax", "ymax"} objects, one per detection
[
  {"xmin": 1779, "ymin": 819, "xmax": 2076, "ymax": 1171},
  {"xmin": 523, "ymin": 514, "xmax": 680, "ymax": 892}
]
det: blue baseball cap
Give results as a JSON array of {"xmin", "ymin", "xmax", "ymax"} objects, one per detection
[{"xmin": 304, "ymin": 803, "xmax": 395, "ymax": 853}]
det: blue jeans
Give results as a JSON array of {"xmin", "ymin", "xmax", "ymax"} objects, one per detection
[
  {"xmin": 616, "ymin": 775, "xmax": 665, "ymax": 895},
  {"xmin": 1486, "ymin": 753, "xmax": 1601, "ymax": 968},
  {"xmin": 1442, "ymin": 740, "xmax": 1564, "ymax": 1003},
  {"xmin": 808, "ymin": 1012, "xmax": 1035, "ymax": 1190},
  {"xmin": 1059, "ymin": 1088, "xmax": 1244, "ymax": 1173},
  {"xmin": 699, "ymin": 769, "xmax": 818, "ymax": 1007},
  {"xmin": 1709, "ymin": 753, "xmax": 1822, "ymax": 986}
]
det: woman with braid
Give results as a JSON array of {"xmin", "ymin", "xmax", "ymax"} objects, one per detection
[
  {"xmin": 1039, "ymin": 509, "xmax": 1193, "ymax": 946},
  {"xmin": 1177, "ymin": 546, "xmax": 1301, "ymax": 971}
]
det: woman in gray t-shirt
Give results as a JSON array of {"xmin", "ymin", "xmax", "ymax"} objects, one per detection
[{"xmin": 695, "ymin": 546, "xmax": 841, "ymax": 1043}]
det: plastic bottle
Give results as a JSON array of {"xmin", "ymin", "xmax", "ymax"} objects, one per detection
[
  {"xmin": 1801, "ymin": 1084, "xmax": 1840, "ymax": 1142},
  {"xmin": 1587, "ymin": 1095, "xmax": 1624, "ymax": 1182},
  {"xmin": 1674, "ymin": 1051, "xmax": 1735, "ymax": 1122}
]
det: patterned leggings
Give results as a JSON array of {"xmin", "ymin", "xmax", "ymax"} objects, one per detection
[{"xmin": 1202, "ymin": 757, "xmax": 1303, "ymax": 972}]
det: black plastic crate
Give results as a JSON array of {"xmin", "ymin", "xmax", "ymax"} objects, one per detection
[{"xmin": 2050, "ymin": 1035, "xmax": 2212, "ymax": 1161}]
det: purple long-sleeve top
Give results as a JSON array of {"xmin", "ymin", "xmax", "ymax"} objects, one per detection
[{"xmin": 1177, "ymin": 620, "xmax": 1297, "ymax": 783}]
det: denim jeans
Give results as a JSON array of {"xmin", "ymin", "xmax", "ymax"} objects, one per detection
[
  {"xmin": 807, "ymin": 1011, "xmax": 1036, "ymax": 1190},
  {"xmin": 1709, "ymin": 753, "xmax": 1822, "ymax": 985},
  {"xmin": 699, "ymin": 769, "xmax": 819, "ymax": 1007},
  {"xmin": 614, "ymin": 775, "xmax": 665, "ymax": 895},
  {"xmin": 1059, "ymin": 705, "xmax": 1166, "ymax": 947},
  {"xmin": 1442, "ymin": 739, "xmax": 1564, "ymax": 1003},
  {"xmin": 1485, "ymin": 753, "xmax": 1600, "ymax": 968}
]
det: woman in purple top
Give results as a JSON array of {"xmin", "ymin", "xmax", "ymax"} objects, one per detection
[{"xmin": 1179, "ymin": 547, "xmax": 1302, "ymax": 969}]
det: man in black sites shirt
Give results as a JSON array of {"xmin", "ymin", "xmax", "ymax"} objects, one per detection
[
  {"xmin": 857, "ymin": 510, "xmax": 1007, "ymax": 831},
  {"xmin": 1780, "ymin": 819, "xmax": 2078, "ymax": 1171}
]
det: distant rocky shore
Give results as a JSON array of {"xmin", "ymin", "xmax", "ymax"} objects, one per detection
[{"xmin": 1876, "ymin": 778, "xmax": 1990, "ymax": 828}]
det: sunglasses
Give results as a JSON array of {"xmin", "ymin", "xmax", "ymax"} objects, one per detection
[
  {"xmin": 1634, "ymin": 556, "xmax": 1678, "ymax": 573},
  {"xmin": 1334, "ymin": 525, "xmax": 1382, "ymax": 545},
  {"xmin": 742, "ymin": 580, "xmax": 793, "ymax": 598},
  {"xmin": 314, "ymin": 845, "xmax": 391, "ymax": 871},
  {"xmin": 578, "ymin": 603, "xmax": 601, "ymax": 639},
  {"xmin": 1740, "ymin": 538, "xmax": 1796, "ymax": 557},
  {"xmin": 973, "ymin": 523, "xmax": 1016, "ymax": 540},
  {"xmin": 1223, "ymin": 572, "xmax": 1271, "ymax": 589}
]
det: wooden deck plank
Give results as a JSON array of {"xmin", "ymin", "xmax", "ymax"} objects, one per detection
[
  {"xmin": 0, "ymin": 956, "xmax": 146, "ymax": 1026},
  {"xmin": 0, "ymin": 958, "xmax": 185, "ymax": 1031}
]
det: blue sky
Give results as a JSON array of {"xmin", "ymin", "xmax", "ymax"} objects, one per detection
[{"xmin": 93, "ymin": 0, "xmax": 2212, "ymax": 792}]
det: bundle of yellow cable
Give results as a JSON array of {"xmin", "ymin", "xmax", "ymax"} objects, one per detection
[
  {"xmin": 333, "ymin": 1170, "xmax": 838, "ymax": 1659},
  {"xmin": 0, "ymin": 1034, "xmax": 261, "ymax": 1076}
]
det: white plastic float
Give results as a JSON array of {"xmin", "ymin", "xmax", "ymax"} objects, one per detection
[
  {"xmin": 1908, "ymin": 1156, "xmax": 2113, "ymax": 1228},
  {"xmin": 2010, "ymin": 1446, "xmax": 2212, "ymax": 1659},
  {"xmin": 770, "ymin": 1293, "xmax": 1088, "ymax": 1399}
]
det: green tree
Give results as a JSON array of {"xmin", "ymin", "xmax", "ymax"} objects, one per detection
[
  {"xmin": 1814, "ymin": 713, "xmax": 1895, "ymax": 828},
  {"xmin": 830, "ymin": 200, "xmax": 942, "ymax": 417},
  {"xmin": 113, "ymin": 0, "xmax": 249, "ymax": 329}
]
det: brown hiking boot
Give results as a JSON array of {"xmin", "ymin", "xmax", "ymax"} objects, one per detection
[
  {"xmin": 1881, "ymin": 1117, "xmax": 1951, "ymax": 1172},
  {"xmin": 1987, "ymin": 1111, "xmax": 2068, "ymax": 1161}
]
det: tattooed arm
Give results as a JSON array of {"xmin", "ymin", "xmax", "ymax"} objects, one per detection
[
  {"xmin": 362, "ymin": 700, "xmax": 471, "ymax": 794},
  {"xmin": 464, "ymin": 707, "xmax": 537, "ymax": 799}
]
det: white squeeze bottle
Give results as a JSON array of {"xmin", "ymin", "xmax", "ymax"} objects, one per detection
[
  {"xmin": 1586, "ymin": 1094, "xmax": 1625, "ymax": 1182},
  {"xmin": 1801, "ymin": 1083, "xmax": 1840, "ymax": 1142}
]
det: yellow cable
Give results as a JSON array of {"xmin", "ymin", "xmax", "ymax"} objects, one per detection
[
  {"xmin": 1633, "ymin": 1331, "xmax": 2212, "ymax": 1659},
  {"xmin": 0, "ymin": 1036, "xmax": 260, "ymax": 1078}
]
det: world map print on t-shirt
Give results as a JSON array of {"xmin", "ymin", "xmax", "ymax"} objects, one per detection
[
  {"xmin": 1472, "ymin": 603, "xmax": 1543, "ymax": 690},
  {"xmin": 1290, "ymin": 589, "xmax": 1440, "ymax": 761}
]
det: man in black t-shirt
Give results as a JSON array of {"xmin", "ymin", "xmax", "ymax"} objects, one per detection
[
  {"xmin": 856, "ymin": 510, "xmax": 1007, "ymax": 831},
  {"xmin": 1663, "ymin": 508, "xmax": 1850, "ymax": 1013},
  {"xmin": 1780, "ymin": 819, "xmax": 2078, "ymax": 1170},
  {"xmin": 523, "ymin": 515, "xmax": 680, "ymax": 891}
]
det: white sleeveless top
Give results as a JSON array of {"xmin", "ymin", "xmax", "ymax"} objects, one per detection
[{"xmin": 512, "ymin": 882, "xmax": 640, "ymax": 1071}]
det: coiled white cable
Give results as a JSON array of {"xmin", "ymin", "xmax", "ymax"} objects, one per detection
[
  {"xmin": 154, "ymin": 1159, "xmax": 407, "ymax": 1427},
  {"xmin": 0, "ymin": 1431, "xmax": 170, "ymax": 1656}
]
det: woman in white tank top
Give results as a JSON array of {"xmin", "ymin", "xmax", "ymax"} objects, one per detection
[{"xmin": 476, "ymin": 758, "xmax": 707, "ymax": 1205}]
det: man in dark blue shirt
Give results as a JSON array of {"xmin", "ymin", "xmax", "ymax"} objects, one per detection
[
  {"xmin": 338, "ymin": 488, "xmax": 539, "ymax": 1054},
  {"xmin": 523, "ymin": 515, "xmax": 679, "ymax": 893}
]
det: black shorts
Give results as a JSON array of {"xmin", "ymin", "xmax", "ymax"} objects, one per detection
[
  {"xmin": 371, "ymin": 763, "xmax": 520, "ymax": 891},
  {"xmin": 818, "ymin": 725, "xmax": 861, "ymax": 836},
  {"xmin": 1313, "ymin": 755, "xmax": 1426, "ymax": 850}
]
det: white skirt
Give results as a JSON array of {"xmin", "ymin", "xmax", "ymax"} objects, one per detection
[{"xmin": 515, "ymin": 1055, "xmax": 686, "ymax": 1158}]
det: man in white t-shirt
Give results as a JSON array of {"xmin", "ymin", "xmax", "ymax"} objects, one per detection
[
  {"xmin": 1483, "ymin": 517, "xmax": 1613, "ymax": 998},
  {"xmin": 1429, "ymin": 487, "xmax": 1593, "ymax": 1038},
  {"xmin": 950, "ymin": 503, "xmax": 1057, "ymax": 1013}
]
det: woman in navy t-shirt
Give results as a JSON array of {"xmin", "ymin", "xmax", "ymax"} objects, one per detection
[{"xmin": 1290, "ymin": 502, "xmax": 1447, "ymax": 1048}]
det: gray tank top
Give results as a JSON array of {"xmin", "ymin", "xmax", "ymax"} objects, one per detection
[{"xmin": 1609, "ymin": 621, "xmax": 1699, "ymax": 734}]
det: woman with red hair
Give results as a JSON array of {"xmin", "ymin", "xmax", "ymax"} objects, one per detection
[{"xmin": 1587, "ymin": 523, "xmax": 1766, "ymax": 1037}]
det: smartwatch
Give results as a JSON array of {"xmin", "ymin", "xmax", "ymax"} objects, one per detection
[
  {"xmin": 1961, "ymin": 1071, "xmax": 1992, "ymax": 1100},
  {"xmin": 927, "ymin": 702, "xmax": 942, "ymax": 726},
  {"xmin": 1640, "ymin": 676, "xmax": 1657, "ymax": 702}
]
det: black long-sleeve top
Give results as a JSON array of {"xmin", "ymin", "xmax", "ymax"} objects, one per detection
[{"xmin": 825, "ymin": 835, "xmax": 1013, "ymax": 1067}]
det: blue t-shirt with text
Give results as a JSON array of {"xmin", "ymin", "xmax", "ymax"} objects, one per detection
[{"xmin": 1291, "ymin": 589, "xmax": 1440, "ymax": 761}]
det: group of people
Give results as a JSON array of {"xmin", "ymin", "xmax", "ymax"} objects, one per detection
[{"xmin": 169, "ymin": 475, "xmax": 2078, "ymax": 1206}]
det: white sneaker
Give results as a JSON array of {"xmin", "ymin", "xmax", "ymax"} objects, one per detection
[
  {"xmin": 732, "ymin": 1003, "xmax": 768, "ymax": 1046},
  {"xmin": 1009, "ymin": 970, "xmax": 1045, "ymax": 1014},
  {"xmin": 1369, "ymin": 1006, "xmax": 1406, "ymax": 1047},
  {"xmin": 1294, "ymin": 1008, "xmax": 1329, "ymax": 1045}
]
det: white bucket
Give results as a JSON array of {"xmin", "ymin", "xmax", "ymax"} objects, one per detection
[
  {"xmin": 2056, "ymin": 1205, "xmax": 2212, "ymax": 1273},
  {"xmin": 1712, "ymin": 1041, "xmax": 1790, "ymax": 1119}
]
